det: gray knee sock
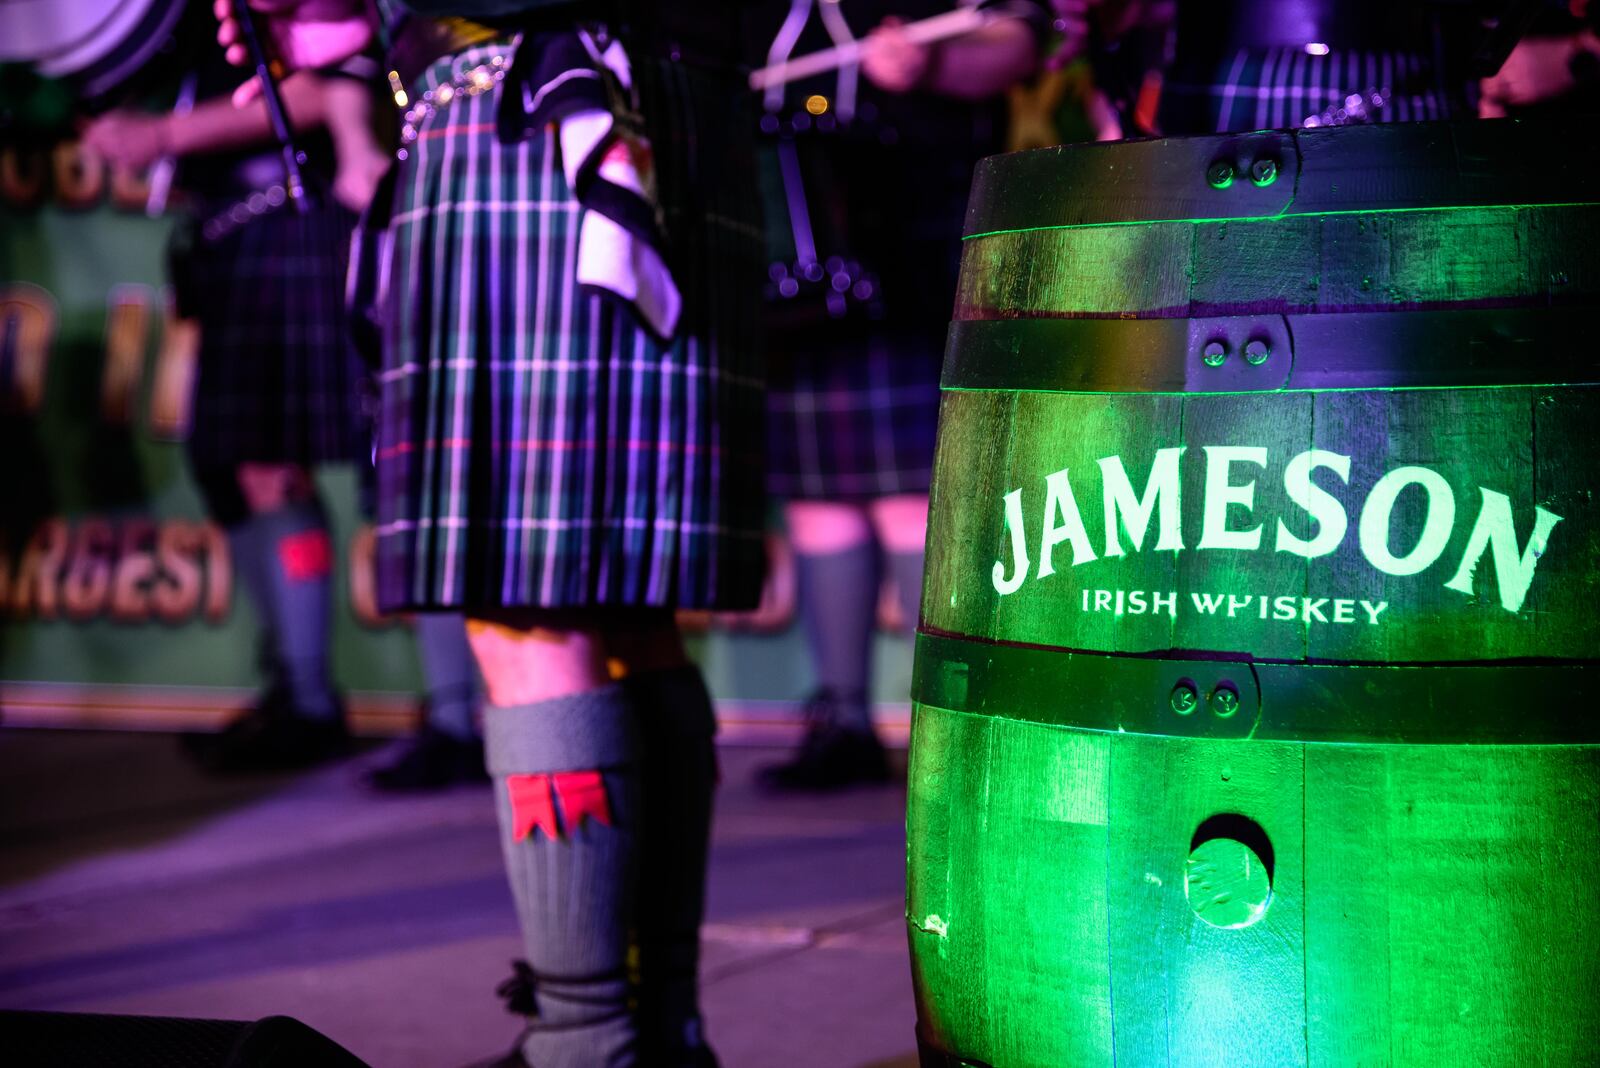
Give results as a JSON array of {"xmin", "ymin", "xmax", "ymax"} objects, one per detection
[
  {"xmin": 258, "ymin": 502, "xmax": 338, "ymax": 721},
  {"xmin": 626, "ymin": 666, "xmax": 719, "ymax": 1064},
  {"xmin": 795, "ymin": 541, "xmax": 878, "ymax": 731},
  {"xmin": 226, "ymin": 516, "xmax": 280, "ymax": 677},
  {"xmin": 886, "ymin": 547, "xmax": 926, "ymax": 634},
  {"xmin": 414, "ymin": 614, "xmax": 478, "ymax": 740},
  {"xmin": 486, "ymin": 687, "xmax": 642, "ymax": 1068}
]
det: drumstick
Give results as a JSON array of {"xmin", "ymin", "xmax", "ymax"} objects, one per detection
[
  {"xmin": 146, "ymin": 72, "xmax": 197, "ymax": 217},
  {"xmin": 749, "ymin": 6, "xmax": 992, "ymax": 91},
  {"xmin": 229, "ymin": 0, "xmax": 309, "ymax": 212}
]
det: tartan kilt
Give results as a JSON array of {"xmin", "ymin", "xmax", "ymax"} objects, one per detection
[
  {"xmin": 368, "ymin": 40, "xmax": 766, "ymax": 613},
  {"xmin": 766, "ymin": 327, "xmax": 941, "ymax": 500},
  {"xmin": 1160, "ymin": 47, "xmax": 1459, "ymax": 134},
  {"xmin": 175, "ymin": 197, "xmax": 368, "ymax": 471}
]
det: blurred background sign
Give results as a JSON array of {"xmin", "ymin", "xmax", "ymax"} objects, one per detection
[{"xmin": 0, "ymin": 138, "xmax": 913, "ymax": 744}]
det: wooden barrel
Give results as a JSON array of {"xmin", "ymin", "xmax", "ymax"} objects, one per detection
[{"xmin": 907, "ymin": 121, "xmax": 1600, "ymax": 1067}]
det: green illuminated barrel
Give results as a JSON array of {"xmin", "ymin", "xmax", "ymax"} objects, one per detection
[{"xmin": 908, "ymin": 121, "xmax": 1600, "ymax": 1067}]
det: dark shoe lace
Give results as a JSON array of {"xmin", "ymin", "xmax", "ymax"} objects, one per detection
[{"xmin": 496, "ymin": 960, "xmax": 540, "ymax": 1017}]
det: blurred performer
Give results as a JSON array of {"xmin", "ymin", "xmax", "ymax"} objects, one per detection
[
  {"xmin": 83, "ymin": 16, "xmax": 389, "ymax": 772},
  {"xmin": 1031, "ymin": 0, "xmax": 1173, "ymax": 141},
  {"xmin": 1480, "ymin": 0, "xmax": 1600, "ymax": 116},
  {"xmin": 219, "ymin": 0, "xmax": 764, "ymax": 1063},
  {"xmin": 752, "ymin": 0, "xmax": 1043, "ymax": 790}
]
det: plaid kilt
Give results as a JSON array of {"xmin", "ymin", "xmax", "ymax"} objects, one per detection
[
  {"xmin": 368, "ymin": 40, "xmax": 766, "ymax": 613},
  {"xmin": 766, "ymin": 329, "xmax": 941, "ymax": 500},
  {"xmin": 175, "ymin": 197, "xmax": 368, "ymax": 471},
  {"xmin": 1160, "ymin": 47, "xmax": 1458, "ymax": 134}
]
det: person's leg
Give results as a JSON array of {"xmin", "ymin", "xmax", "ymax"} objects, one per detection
[
  {"xmin": 868, "ymin": 493, "xmax": 930, "ymax": 633},
  {"xmin": 759, "ymin": 500, "xmax": 889, "ymax": 789},
  {"xmin": 236, "ymin": 463, "xmax": 340, "ymax": 723},
  {"xmin": 471, "ymin": 614, "xmax": 642, "ymax": 1068},
  {"xmin": 610, "ymin": 623, "xmax": 719, "ymax": 1066},
  {"xmin": 196, "ymin": 465, "xmax": 281, "ymax": 684},
  {"xmin": 368, "ymin": 613, "xmax": 485, "ymax": 791},
  {"xmin": 786, "ymin": 500, "xmax": 877, "ymax": 728},
  {"xmin": 415, "ymin": 613, "xmax": 480, "ymax": 738},
  {"xmin": 188, "ymin": 462, "xmax": 345, "ymax": 770}
]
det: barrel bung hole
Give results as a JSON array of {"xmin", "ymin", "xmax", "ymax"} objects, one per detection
[{"xmin": 1185, "ymin": 813, "xmax": 1274, "ymax": 930}]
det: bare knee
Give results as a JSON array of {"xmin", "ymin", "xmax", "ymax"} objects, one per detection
[
  {"xmin": 785, "ymin": 499, "xmax": 872, "ymax": 555},
  {"xmin": 237, "ymin": 463, "xmax": 315, "ymax": 514},
  {"xmin": 867, "ymin": 494, "xmax": 929, "ymax": 554},
  {"xmin": 467, "ymin": 616, "xmax": 610, "ymax": 706}
]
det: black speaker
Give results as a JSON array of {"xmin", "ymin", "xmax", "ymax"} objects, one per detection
[{"xmin": 0, "ymin": 1011, "xmax": 372, "ymax": 1068}]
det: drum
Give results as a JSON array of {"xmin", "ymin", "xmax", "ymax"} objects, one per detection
[
  {"xmin": 908, "ymin": 120, "xmax": 1599, "ymax": 1066},
  {"xmin": 0, "ymin": 0, "xmax": 187, "ymax": 103}
]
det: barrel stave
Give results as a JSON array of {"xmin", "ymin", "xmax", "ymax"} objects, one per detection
[
  {"xmin": 1167, "ymin": 390, "xmax": 1314, "ymax": 660},
  {"xmin": 1104, "ymin": 730, "xmax": 1307, "ymax": 1068},
  {"xmin": 907, "ymin": 704, "xmax": 1115, "ymax": 1067},
  {"xmin": 1304, "ymin": 743, "xmax": 1600, "ymax": 1065}
]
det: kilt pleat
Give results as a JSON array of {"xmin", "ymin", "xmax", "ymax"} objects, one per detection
[
  {"xmin": 372, "ymin": 40, "xmax": 765, "ymax": 613},
  {"xmin": 180, "ymin": 198, "xmax": 367, "ymax": 470}
]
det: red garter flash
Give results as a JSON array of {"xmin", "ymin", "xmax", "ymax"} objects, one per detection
[
  {"xmin": 278, "ymin": 529, "xmax": 332, "ymax": 581},
  {"xmin": 507, "ymin": 772, "xmax": 612, "ymax": 840},
  {"xmin": 552, "ymin": 770, "xmax": 612, "ymax": 830},
  {"xmin": 506, "ymin": 774, "xmax": 559, "ymax": 841}
]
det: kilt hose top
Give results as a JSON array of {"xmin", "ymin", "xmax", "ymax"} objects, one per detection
[
  {"xmin": 362, "ymin": 34, "xmax": 766, "ymax": 614},
  {"xmin": 174, "ymin": 191, "xmax": 370, "ymax": 475}
]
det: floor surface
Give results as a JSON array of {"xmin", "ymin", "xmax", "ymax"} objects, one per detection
[{"xmin": 0, "ymin": 729, "xmax": 916, "ymax": 1067}]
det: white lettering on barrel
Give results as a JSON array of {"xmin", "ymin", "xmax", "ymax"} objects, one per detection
[
  {"xmin": 1037, "ymin": 468, "xmax": 1097, "ymax": 578},
  {"xmin": 1443, "ymin": 489, "xmax": 1564, "ymax": 613},
  {"xmin": 985, "ymin": 446, "xmax": 1566, "ymax": 615},
  {"xmin": 1359, "ymin": 466, "xmax": 1456, "ymax": 576},
  {"xmin": 991, "ymin": 488, "xmax": 1030, "ymax": 595},
  {"xmin": 1198, "ymin": 447, "xmax": 1268, "ymax": 551},
  {"xmin": 1099, "ymin": 448, "xmax": 1185, "ymax": 557},
  {"xmin": 1276, "ymin": 449, "xmax": 1351, "ymax": 558}
]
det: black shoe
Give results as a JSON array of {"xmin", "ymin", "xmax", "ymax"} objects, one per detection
[
  {"xmin": 184, "ymin": 695, "xmax": 349, "ymax": 773},
  {"xmin": 649, "ymin": 1019, "xmax": 720, "ymax": 1068},
  {"xmin": 758, "ymin": 691, "xmax": 889, "ymax": 791},
  {"xmin": 366, "ymin": 726, "xmax": 488, "ymax": 792}
]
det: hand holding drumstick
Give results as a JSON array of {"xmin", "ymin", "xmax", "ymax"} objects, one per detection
[{"xmin": 753, "ymin": 4, "xmax": 1039, "ymax": 100}]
